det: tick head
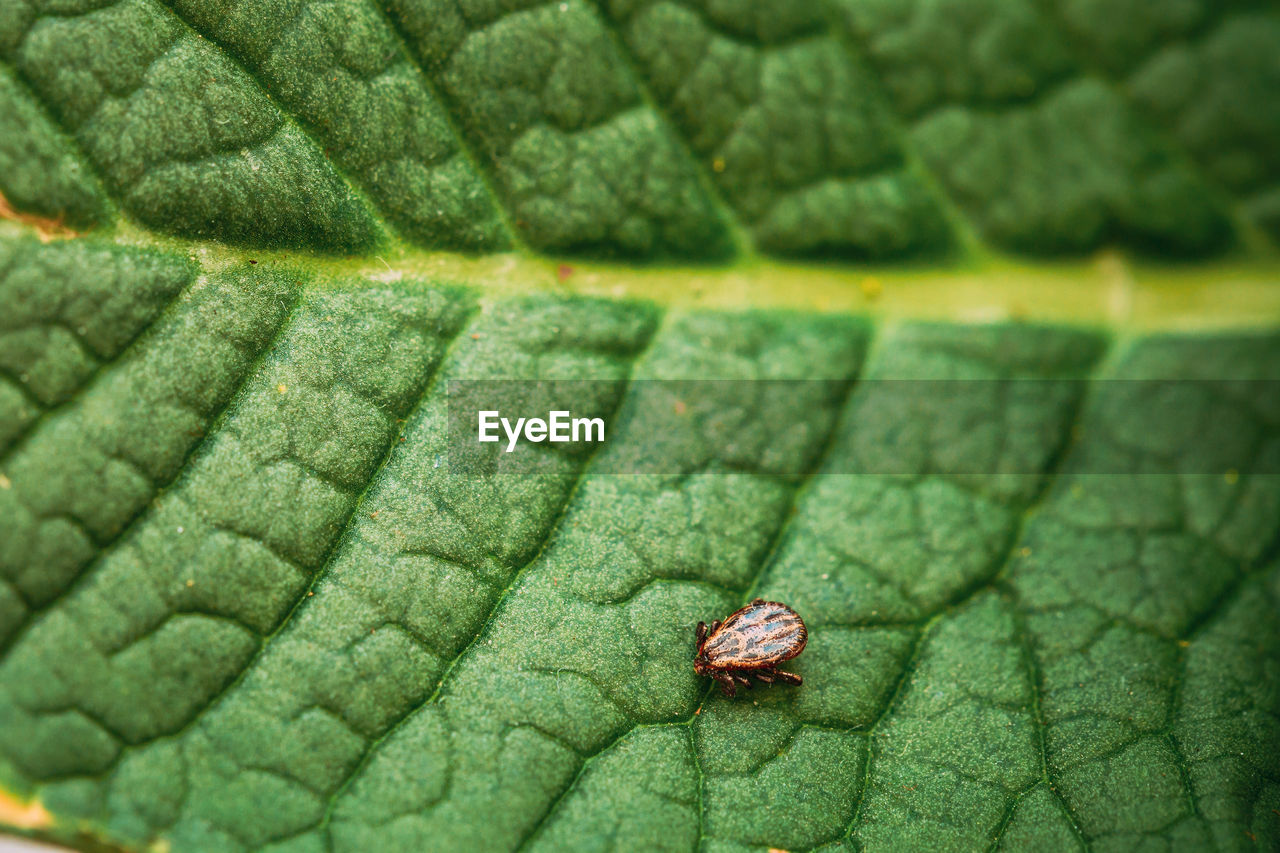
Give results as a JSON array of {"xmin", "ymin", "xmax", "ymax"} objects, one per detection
[{"xmin": 693, "ymin": 649, "xmax": 711, "ymax": 676}]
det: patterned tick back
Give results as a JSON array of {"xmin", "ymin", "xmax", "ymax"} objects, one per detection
[{"xmin": 694, "ymin": 599, "xmax": 807, "ymax": 697}]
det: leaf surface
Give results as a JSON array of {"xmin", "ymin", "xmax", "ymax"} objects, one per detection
[
  {"xmin": 0, "ymin": 0, "xmax": 1278, "ymax": 850},
  {"xmin": 3, "ymin": 0, "xmax": 1278, "ymax": 255}
]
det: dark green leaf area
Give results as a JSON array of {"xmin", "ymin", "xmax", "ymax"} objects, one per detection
[
  {"xmin": 0, "ymin": 68, "xmax": 108, "ymax": 231},
  {"xmin": 3, "ymin": 0, "xmax": 1273, "ymax": 255},
  {"xmin": 0, "ymin": 249, "xmax": 1276, "ymax": 853},
  {"xmin": 1, "ymin": 0, "xmax": 379, "ymax": 250},
  {"xmin": 603, "ymin": 0, "xmax": 951, "ymax": 258},
  {"xmin": 381, "ymin": 0, "xmax": 734, "ymax": 258},
  {"xmin": 326, "ymin": 311, "xmax": 869, "ymax": 852},
  {"xmin": 1006, "ymin": 334, "xmax": 1280, "ymax": 851},
  {"xmin": 1048, "ymin": 2, "xmax": 1280, "ymax": 237},
  {"xmin": 0, "ymin": 253, "xmax": 298, "ymax": 648},
  {"xmin": 836, "ymin": 0, "xmax": 1233, "ymax": 254},
  {"xmin": 0, "ymin": 238, "xmax": 189, "ymax": 454},
  {"xmin": 0, "ymin": 284, "xmax": 472, "ymax": 786},
  {"xmin": 159, "ymin": 0, "xmax": 510, "ymax": 252},
  {"xmin": 2, "ymin": 294, "xmax": 659, "ymax": 850}
]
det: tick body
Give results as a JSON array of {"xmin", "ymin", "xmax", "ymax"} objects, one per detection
[{"xmin": 694, "ymin": 599, "xmax": 806, "ymax": 698}]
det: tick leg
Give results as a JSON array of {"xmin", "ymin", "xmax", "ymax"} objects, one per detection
[
  {"xmin": 696, "ymin": 621, "xmax": 707, "ymax": 648},
  {"xmin": 733, "ymin": 673, "xmax": 752, "ymax": 689},
  {"xmin": 754, "ymin": 670, "xmax": 776, "ymax": 684},
  {"xmin": 716, "ymin": 674, "xmax": 736, "ymax": 698},
  {"xmin": 709, "ymin": 620, "xmax": 722, "ymax": 635},
  {"xmin": 774, "ymin": 670, "xmax": 802, "ymax": 685},
  {"xmin": 750, "ymin": 598, "xmax": 765, "ymax": 605}
]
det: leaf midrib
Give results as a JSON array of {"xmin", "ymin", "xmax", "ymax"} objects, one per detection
[{"xmin": 0, "ymin": 219, "xmax": 1268, "ymax": 331}]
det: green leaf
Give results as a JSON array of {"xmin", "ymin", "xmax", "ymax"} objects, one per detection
[
  {"xmin": 0, "ymin": 232, "xmax": 1276, "ymax": 851},
  {"xmin": 0, "ymin": 0, "xmax": 1278, "ymax": 850},
  {"xmin": 3, "ymin": 0, "xmax": 1278, "ymax": 255}
]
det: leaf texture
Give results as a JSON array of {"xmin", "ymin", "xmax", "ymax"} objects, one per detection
[
  {"xmin": 0, "ymin": 0, "xmax": 1277, "ymax": 850},
  {"xmin": 1, "ymin": 0, "xmax": 1276, "ymax": 255},
  {"xmin": 0, "ymin": 233, "xmax": 1275, "ymax": 851}
]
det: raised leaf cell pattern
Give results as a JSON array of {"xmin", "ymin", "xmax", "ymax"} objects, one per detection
[
  {"xmin": 0, "ymin": 276, "xmax": 1275, "ymax": 851},
  {"xmin": 600, "ymin": 0, "xmax": 951, "ymax": 258},
  {"xmin": 379, "ymin": 0, "xmax": 732, "ymax": 258},
  {"xmin": 1, "ymin": 0, "xmax": 379, "ymax": 250},
  {"xmin": 0, "ymin": 287, "xmax": 472, "ymax": 787},
  {"xmin": 1042, "ymin": 0, "xmax": 1280, "ymax": 237},
  {"xmin": 324, "ymin": 310, "xmax": 869, "ymax": 852},
  {"xmin": 0, "ymin": 258, "xmax": 299, "ymax": 647},
  {"xmin": 1005, "ymin": 332, "xmax": 1280, "ymax": 849},
  {"xmin": 156, "ymin": 0, "xmax": 511, "ymax": 251},
  {"xmin": 1, "ymin": 0, "xmax": 1275, "ymax": 257},
  {"xmin": 834, "ymin": 0, "xmax": 1234, "ymax": 254},
  {"xmin": 0, "ymin": 67, "xmax": 109, "ymax": 231},
  {"xmin": 0, "ymin": 238, "xmax": 189, "ymax": 454},
  {"xmin": 7, "ymin": 295, "xmax": 658, "ymax": 850}
]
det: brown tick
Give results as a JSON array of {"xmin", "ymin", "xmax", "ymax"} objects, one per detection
[{"xmin": 694, "ymin": 599, "xmax": 806, "ymax": 697}]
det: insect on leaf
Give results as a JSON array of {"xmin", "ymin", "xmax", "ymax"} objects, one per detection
[{"xmin": 0, "ymin": 0, "xmax": 1278, "ymax": 850}]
